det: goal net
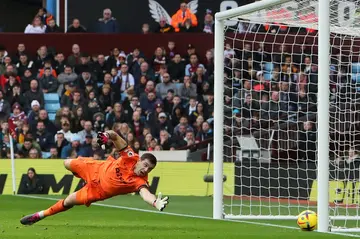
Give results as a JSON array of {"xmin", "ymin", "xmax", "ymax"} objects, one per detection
[{"xmin": 213, "ymin": 0, "xmax": 360, "ymax": 233}]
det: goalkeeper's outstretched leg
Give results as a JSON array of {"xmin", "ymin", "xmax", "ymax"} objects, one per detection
[{"xmin": 20, "ymin": 191, "xmax": 80, "ymax": 225}]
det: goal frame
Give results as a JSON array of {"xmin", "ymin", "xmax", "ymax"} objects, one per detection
[{"xmin": 213, "ymin": 0, "xmax": 331, "ymax": 233}]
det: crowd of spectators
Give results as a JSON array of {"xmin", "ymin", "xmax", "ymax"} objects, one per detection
[
  {"xmin": 24, "ymin": 3, "xmax": 215, "ymax": 34},
  {"xmin": 0, "ymin": 40, "xmax": 215, "ymax": 159}
]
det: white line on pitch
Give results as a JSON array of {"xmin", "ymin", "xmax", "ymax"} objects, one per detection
[{"xmin": 14, "ymin": 194, "xmax": 360, "ymax": 238}]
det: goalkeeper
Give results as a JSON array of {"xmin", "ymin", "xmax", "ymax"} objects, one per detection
[{"xmin": 20, "ymin": 130, "xmax": 169, "ymax": 225}]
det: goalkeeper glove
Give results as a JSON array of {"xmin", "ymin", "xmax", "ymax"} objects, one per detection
[
  {"xmin": 97, "ymin": 132, "xmax": 110, "ymax": 150},
  {"xmin": 153, "ymin": 192, "xmax": 169, "ymax": 211}
]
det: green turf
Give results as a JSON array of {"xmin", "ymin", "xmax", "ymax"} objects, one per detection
[{"xmin": 0, "ymin": 195, "xmax": 356, "ymax": 239}]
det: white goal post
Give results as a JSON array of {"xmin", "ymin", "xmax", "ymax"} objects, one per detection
[{"xmin": 213, "ymin": 0, "xmax": 360, "ymax": 234}]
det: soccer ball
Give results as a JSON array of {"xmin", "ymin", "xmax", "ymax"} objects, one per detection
[{"xmin": 297, "ymin": 210, "xmax": 317, "ymax": 231}]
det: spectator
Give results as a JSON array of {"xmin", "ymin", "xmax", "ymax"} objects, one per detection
[
  {"xmin": 204, "ymin": 50, "xmax": 214, "ymax": 76},
  {"xmin": 0, "ymin": 45, "xmax": 8, "ymax": 65},
  {"xmin": 23, "ymin": 79, "xmax": 44, "ymax": 112},
  {"xmin": 118, "ymin": 64, "xmax": 135, "ymax": 102},
  {"xmin": 0, "ymin": 65, "xmax": 20, "ymax": 90},
  {"xmin": 180, "ymin": 18, "xmax": 199, "ymax": 33},
  {"xmin": 152, "ymin": 47, "xmax": 167, "ymax": 74},
  {"xmin": 167, "ymin": 54, "xmax": 185, "ymax": 83},
  {"xmin": 0, "ymin": 121, "xmax": 9, "ymax": 141},
  {"xmin": 24, "ymin": 16, "xmax": 46, "ymax": 34},
  {"xmin": 185, "ymin": 97, "xmax": 198, "ymax": 116},
  {"xmin": 185, "ymin": 54, "xmax": 205, "ymax": 77},
  {"xmin": 56, "ymin": 117, "xmax": 74, "ymax": 142},
  {"xmin": 196, "ymin": 121, "xmax": 213, "ymax": 143},
  {"xmin": 171, "ymin": 1, "xmax": 198, "ymax": 32},
  {"xmin": 179, "ymin": 76, "xmax": 197, "ymax": 102},
  {"xmin": 93, "ymin": 54, "xmax": 110, "ymax": 83},
  {"xmin": 61, "ymin": 134, "xmax": 81, "ymax": 158},
  {"xmin": 33, "ymin": 46, "xmax": 50, "ymax": 72},
  {"xmin": 28, "ymin": 148, "xmax": 41, "ymax": 158},
  {"xmin": 27, "ymin": 100, "xmax": 41, "ymax": 126},
  {"xmin": 78, "ymin": 134, "xmax": 94, "ymax": 157},
  {"xmin": 54, "ymin": 52, "xmax": 66, "ymax": 75},
  {"xmin": 162, "ymin": 89, "xmax": 175, "ymax": 113},
  {"xmin": 94, "ymin": 8, "xmax": 119, "ymax": 33},
  {"xmin": 106, "ymin": 47, "xmax": 121, "ymax": 68},
  {"xmin": 99, "ymin": 84, "xmax": 114, "ymax": 112},
  {"xmin": 37, "ymin": 109, "xmax": 57, "ymax": 135},
  {"xmin": 153, "ymin": 112, "xmax": 173, "ymax": 139},
  {"xmin": 154, "ymin": 18, "xmax": 174, "ymax": 33},
  {"xmin": 93, "ymin": 112, "xmax": 105, "ymax": 132},
  {"xmin": 67, "ymin": 44, "xmax": 81, "ymax": 67},
  {"xmin": 60, "ymin": 81, "xmax": 77, "ymax": 107},
  {"xmin": 9, "ymin": 103, "xmax": 28, "ymax": 134},
  {"xmin": 18, "ymin": 168, "xmax": 44, "ymax": 194},
  {"xmin": 55, "ymin": 132, "xmax": 68, "ymax": 157},
  {"xmin": 16, "ymin": 54, "xmax": 34, "ymax": 77},
  {"xmin": 45, "ymin": 19, "xmax": 63, "ymax": 33},
  {"xmin": 155, "ymin": 73, "xmax": 177, "ymax": 99},
  {"xmin": 57, "ymin": 66, "xmax": 78, "ymax": 96},
  {"xmin": 21, "ymin": 69, "xmax": 34, "ymax": 93},
  {"xmin": 171, "ymin": 95, "xmax": 183, "ymax": 126},
  {"xmin": 106, "ymin": 102, "xmax": 126, "ymax": 127},
  {"xmin": 18, "ymin": 138, "xmax": 40, "ymax": 158},
  {"xmin": 34, "ymin": 121, "xmax": 53, "ymax": 152},
  {"xmin": 49, "ymin": 147, "xmax": 59, "ymax": 158},
  {"xmin": 37, "ymin": 8, "xmax": 54, "ymax": 25},
  {"xmin": 298, "ymin": 121, "xmax": 317, "ymax": 161},
  {"xmin": 39, "ymin": 67, "xmax": 58, "ymax": 93},
  {"xmin": 4, "ymin": 73, "xmax": 21, "ymax": 98},
  {"xmin": 128, "ymin": 111, "xmax": 144, "ymax": 139},
  {"xmin": 165, "ymin": 41, "xmax": 176, "ymax": 59},
  {"xmin": 12, "ymin": 44, "xmax": 27, "ymax": 65},
  {"xmin": 133, "ymin": 62, "xmax": 155, "ymax": 84},
  {"xmin": 77, "ymin": 121, "xmax": 97, "ymax": 144},
  {"xmin": 141, "ymin": 91, "xmax": 157, "ymax": 116},
  {"xmin": 75, "ymin": 53, "xmax": 94, "ymax": 75},
  {"xmin": 0, "ymin": 90, "xmax": 11, "ymax": 120},
  {"xmin": 158, "ymin": 129, "xmax": 172, "ymax": 150},
  {"xmin": 78, "ymin": 70, "xmax": 98, "ymax": 91},
  {"xmin": 141, "ymin": 23, "xmax": 150, "ymax": 34},
  {"xmin": 67, "ymin": 19, "xmax": 87, "ymax": 33},
  {"xmin": 202, "ymin": 10, "xmax": 214, "ymax": 34}
]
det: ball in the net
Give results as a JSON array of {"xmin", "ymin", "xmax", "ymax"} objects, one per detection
[{"xmin": 297, "ymin": 210, "xmax": 317, "ymax": 231}]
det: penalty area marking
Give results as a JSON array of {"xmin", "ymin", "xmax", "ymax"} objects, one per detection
[{"xmin": 15, "ymin": 194, "xmax": 360, "ymax": 238}]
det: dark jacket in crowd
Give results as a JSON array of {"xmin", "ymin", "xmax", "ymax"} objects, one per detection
[
  {"xmin": 17, "ymin": 176, "xmax": 44, "ymax": 194},
  {"xmin": 93, "ymin": 18, "xmax": 119, "ymax": 33}
]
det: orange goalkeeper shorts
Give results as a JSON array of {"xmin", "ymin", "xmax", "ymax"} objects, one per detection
[{"xmin": 70, "ymin": 157, "xmax": 107, "ymax": 207}]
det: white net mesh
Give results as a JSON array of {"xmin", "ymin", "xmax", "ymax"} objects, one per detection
[{"xmin": 221, "ymin": 0, "xmax": 360, "ymax": 232}]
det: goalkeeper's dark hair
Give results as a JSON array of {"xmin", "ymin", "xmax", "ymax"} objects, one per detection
[{"xmin": 141, "ymin": 153, "xmax": 157, "ymax": 166}]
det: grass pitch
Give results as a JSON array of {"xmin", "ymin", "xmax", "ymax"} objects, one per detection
[{"xmin": 0, "ymin": 195, "xmax": 356, "ymax": 239}]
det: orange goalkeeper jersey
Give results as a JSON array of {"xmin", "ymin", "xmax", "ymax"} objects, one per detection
[{"xmin": 99, "ymin": 147, "xmax": 149, "ymax": 197}]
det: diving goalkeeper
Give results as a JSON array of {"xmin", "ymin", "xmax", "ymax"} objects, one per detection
[{"xmin": 20, "ymin": 130, "xmax": 169, "ymax": 225}]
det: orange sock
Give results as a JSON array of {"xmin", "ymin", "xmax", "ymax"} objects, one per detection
[{"xmin": 41, "ymin": 199, "xmax": 72, "ymax": 218}]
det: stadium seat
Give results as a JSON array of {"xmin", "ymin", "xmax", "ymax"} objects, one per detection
[
  {"xmin": 41, "ymin": 152, "xmax": 51, "ymax": 159},
  {"xmin": 175, "ymin": 83, "xmax": 182, "ymax": 91},
  {"xmin": 264, "ymin": 62, "xmax": 274, "ymax": 72},
  {"xmin": 264, "ymin": 72, "xmax": 271, "ymax": 81},
  {"xmin": 48, "ymin": 113, "xmax": 56, "ymax": 121},
  {"xmin": 45, "ymin": 103, "xmax": 61, "ymax": 113},
  {"xmin": 44, "ymin": 93, "xmax": 60, "ymax": 104},
  {"xmin": 352, "ymin": 73, "xmax": 360, "ymax": 83},
  {"xmin": 352, "ymin": 63, "xmax": 360, "ymax": 74}
]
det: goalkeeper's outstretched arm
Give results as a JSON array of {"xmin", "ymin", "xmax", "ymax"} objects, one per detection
[
  {"xmin": 139, "ymin": 187, "xmax": 169, "ymax": 211},
  {"xmin": 104, "ymin": 130, "xmax": 128, "ymax": 151}
]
